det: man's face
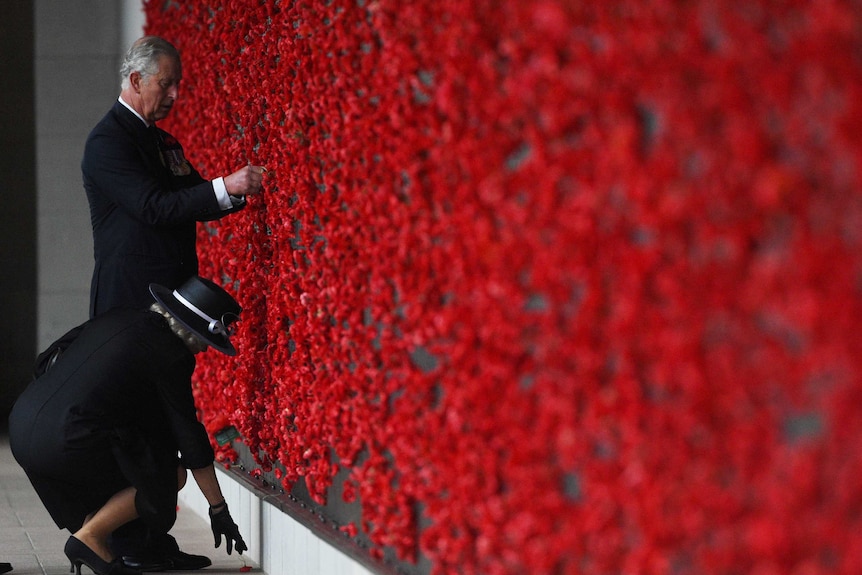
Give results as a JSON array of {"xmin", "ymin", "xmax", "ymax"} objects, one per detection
[{"xmin": 137, "ymin": 55, "xmax": 181, "ymax": 123}]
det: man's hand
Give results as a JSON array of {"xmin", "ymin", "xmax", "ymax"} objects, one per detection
[
  {"xmin": 209, "ymin": 502, "xmax": 248, "ymax": 555},
  {"xmin": 224, "ymin": 165, "xmax": 267, "ymax": 197}
]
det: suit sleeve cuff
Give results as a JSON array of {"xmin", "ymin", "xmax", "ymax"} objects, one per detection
[{"xmin": 213, "ymin": 177, "xmax": 245, "ymax": 210}]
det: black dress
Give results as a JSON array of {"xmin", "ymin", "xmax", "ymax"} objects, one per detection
[{"xmin": 8, "ymin": 309, "xmax": 215, "ymax": 533}]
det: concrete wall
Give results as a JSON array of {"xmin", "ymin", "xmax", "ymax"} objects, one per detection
[
  {"xmin": 179, "ymin": 469, "xmax": 376, "ymax": 575},
  {"xmin": 35, "ymin": 0, "xmax": 144, "ymax": 349}
]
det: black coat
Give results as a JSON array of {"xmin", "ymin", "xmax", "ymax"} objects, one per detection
[
  {"xmin": 8, "ymin": 309, "xmax": 215, "ymax": 533},
  {"xmin": 82, "ymin": 102, "xmax": 245, "ymax": 317}
]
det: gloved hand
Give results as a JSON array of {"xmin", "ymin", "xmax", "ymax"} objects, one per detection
[{"xmin": 208, "ymin": 501, "xmax": 248, "ymax": 555}]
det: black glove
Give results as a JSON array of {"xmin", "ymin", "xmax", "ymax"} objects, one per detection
[{"xmin": 209, "ymin": 501, "xmax": 248, "ymax": 555}]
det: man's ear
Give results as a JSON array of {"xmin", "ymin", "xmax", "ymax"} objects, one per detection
[{"xmin": 130, "ymin": 71, "xmax": 143, "ymax": 92}]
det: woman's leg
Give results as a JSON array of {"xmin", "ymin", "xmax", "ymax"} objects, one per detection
[{"xmin": 73, "ymin": 486, "xmax": 139, "ymax": 562}]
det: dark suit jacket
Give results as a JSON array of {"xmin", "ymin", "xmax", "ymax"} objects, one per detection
[
  {"xmin": 8, "ymin": 309, "xmax": 215, "ymax": 533},
  {"xmin": 82, "ymin": 101, "xmax": 245, "ymax": 317}
]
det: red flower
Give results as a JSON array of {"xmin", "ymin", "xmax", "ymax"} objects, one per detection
[{"xmin": 146, "ymin": 0, "xmax": 862, "ymax": 573}]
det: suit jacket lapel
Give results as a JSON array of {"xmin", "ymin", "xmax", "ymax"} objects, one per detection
[{"xmin": 111, "ymin": 102, "xmax": 166, "ymax": 175}]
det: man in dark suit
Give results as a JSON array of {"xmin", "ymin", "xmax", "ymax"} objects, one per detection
[
  {"xmin": 83, "ymin": 35, "xmax": 266, "ymax": 318},
  {"xmin": 80, "ymin": 36, "xmax": 266, "ymax": 570}
]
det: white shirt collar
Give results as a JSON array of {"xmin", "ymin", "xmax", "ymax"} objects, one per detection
[{"xmin": 118, "ymin": 96, "xmax": 150, "ymax": 127}]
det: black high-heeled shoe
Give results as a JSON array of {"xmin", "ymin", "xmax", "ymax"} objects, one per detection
[{"xmin": 64, "ymin": 536, "xmax": 140, "ymax": 575}]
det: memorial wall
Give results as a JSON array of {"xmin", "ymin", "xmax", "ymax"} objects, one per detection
[{"xmin": 147, "ymin": 1, "xmax": 862, "ymax": 573}]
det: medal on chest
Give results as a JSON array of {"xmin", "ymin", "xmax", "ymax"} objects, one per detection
[{"xmin": 156, "ymin": 133, "xmax": 193, "ymax": 177}]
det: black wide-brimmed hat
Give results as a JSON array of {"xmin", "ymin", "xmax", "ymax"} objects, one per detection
[{"xmin": 149, "ymin": 276, "xmax": 242, "ymax": 356}]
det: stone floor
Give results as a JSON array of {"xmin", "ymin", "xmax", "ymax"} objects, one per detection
[{"xmin": 0, "ymin": 435, "xmax": 257, "ymax": 575}]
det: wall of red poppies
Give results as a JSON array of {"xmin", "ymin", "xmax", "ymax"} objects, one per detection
[{"xmin": 146, "ymin": 1, "xmax": 862, "ymax": 573}]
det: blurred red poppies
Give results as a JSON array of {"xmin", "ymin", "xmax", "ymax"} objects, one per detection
[{"xmin": 147, "ymin": 0, "xmax": 862, "ymax": 572}]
